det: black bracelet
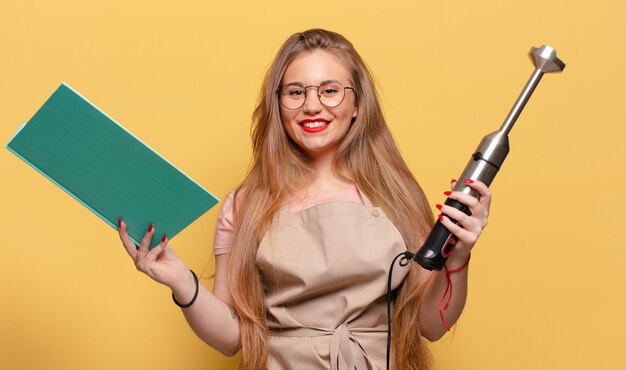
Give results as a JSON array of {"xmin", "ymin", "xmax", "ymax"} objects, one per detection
[{"xmin": 172, "ymin": 269, "xmax": 199, "ymax": 308}]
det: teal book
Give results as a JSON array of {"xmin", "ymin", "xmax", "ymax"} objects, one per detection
[{"xmin": 6, "ymin": 83, "xmax": 219, "ymax": 249}]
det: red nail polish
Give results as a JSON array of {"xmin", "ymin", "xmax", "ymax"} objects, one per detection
[
  {"xmin": 463, "ymin": 178, "xmax": 474, "ymax": 184},
  {"xmin": 451, "ymin": 178, "xmax": 457, "ymax": 184},
  {"xmin": 162, "ymin": 234, "xmax": 167, "ymax": 243},
  {"xmin": 444, "ymin": 191, "xmax": 452, "ymax": 196},
  {"xmin": 439, "ymin": 214, "xmax": 444, "ymax": 221},
  {"xmin": 118, "ymin": 219, "xmax": 122, "ymax": 228},
  {"xmin": 148, "ymin": 224, "xmax": 154, "ymax": 232},
  {"xmin": 436, "ymin": 204, "xmax": 443, "ymax": 210}
]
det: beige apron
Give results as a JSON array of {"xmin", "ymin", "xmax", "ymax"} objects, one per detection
[{"xmin": 256, "ymin": 191, "xmax": 409, "ymax": 370}]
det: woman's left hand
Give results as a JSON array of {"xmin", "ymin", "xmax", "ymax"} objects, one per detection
[{"xmin": 437, "ymin": 178, "xmax": 492, "ymax": 264}]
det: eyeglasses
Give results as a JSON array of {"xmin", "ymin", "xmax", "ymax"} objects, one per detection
[{"xmin": 278, "ymin": 81, "xmax": 355, "ymax": 110}]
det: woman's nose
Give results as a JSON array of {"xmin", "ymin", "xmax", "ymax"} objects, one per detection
[{"xmin": 302, "ymin": 89, "xmax": 323, "ymax": 114}]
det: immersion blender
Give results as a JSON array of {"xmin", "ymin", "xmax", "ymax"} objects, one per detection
[{"xmin": 413, "ymin": 45, "xmax": 566, "ymax": 271}]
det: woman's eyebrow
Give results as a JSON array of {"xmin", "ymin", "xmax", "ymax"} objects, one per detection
[{"xmin": 282, "ymin": 79, "xmax": 340, "ymax": 87}]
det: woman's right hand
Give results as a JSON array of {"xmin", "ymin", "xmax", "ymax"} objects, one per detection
[
  {"xmin": 118, "ymin": 219, "xmax": 191, "ymax": 290},
  {"xmin": 119, "ymin": 219, "xmax": 241, "ymax": 356}
]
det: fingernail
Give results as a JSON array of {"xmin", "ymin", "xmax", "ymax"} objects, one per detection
[
  {"xmin": 118, "ymin": 218, "xmax": 122, "ymax": 228},
  {"xmin": 444, "ymin": 191, "xmax": 452, "ymax": 196},
  {"xmin": 439, "ymin": 214, "xmax": 444, "ymax": 221},
  {"xmin": 162, "ymin": 234, "xmax": 167, "ymax": 243},
  {"xmin": 463, "ymin": 178, "xmax": 474, "ymax": 184},
  {"xmin": 436, "ymin": 204, "xmax": 443, "ymax": 210},
  {"xmin": 148, "ymin": 224, "xmax": 154, "ymax": 233},
  {"xmin": 451, "ymin": 178, "xmax": 456, "ymax": 184}
]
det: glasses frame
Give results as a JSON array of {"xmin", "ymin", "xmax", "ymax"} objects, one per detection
[{"xmin": 278, "ymin": 81, "xmax": 355, "ymax": 110}]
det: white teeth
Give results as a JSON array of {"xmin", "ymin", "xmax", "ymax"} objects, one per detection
[{"xmin": 302, "ymin": 121, "xmax": 328, "ymax": 128}]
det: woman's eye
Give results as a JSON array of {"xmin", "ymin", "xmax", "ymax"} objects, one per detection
[
  {"xmin": 288, "ymin": 89, "xmax": 305, "ymax": 96},
  {"xmin": 322, "ymin": 88, "xmax": 338, "ymax": 95}
]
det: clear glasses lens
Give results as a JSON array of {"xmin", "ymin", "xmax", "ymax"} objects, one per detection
[{"xmin": 280, "ymin": 82, "xmax": 347, "ymax": 110}]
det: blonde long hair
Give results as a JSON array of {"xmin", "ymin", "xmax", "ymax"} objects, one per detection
[{"xmin": 228, "ymin": 29, "xmax": 434, "ymax": 370}]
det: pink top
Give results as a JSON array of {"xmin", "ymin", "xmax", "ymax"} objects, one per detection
[{"xmin": 214, "ymin": 184, "xmax": 364, "ymax": 255}]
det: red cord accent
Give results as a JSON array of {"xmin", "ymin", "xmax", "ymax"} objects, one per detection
[{"xmin": 439, "ymin": 255, "xmax": 471, "ymax": 331}]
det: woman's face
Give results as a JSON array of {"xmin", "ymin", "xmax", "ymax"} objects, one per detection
[{"xmin": 279, "ymin": 49, "xmax": 358, "ymax": 160}]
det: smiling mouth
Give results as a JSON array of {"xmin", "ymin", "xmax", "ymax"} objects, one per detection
[{"xmin": 299, "ymin": 119, "xmax": 330, "ymax": 133}]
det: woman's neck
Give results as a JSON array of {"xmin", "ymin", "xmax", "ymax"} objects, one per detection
[{"xmin": 300, "ymin": 150, "xmax": 352, "ymax": 199}]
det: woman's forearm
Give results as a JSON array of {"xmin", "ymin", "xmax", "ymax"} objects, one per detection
[
  {"xmin": 418, "ymin": 253, "xmax": 470, "ymax": 341},
  {"xmin": 171, "ymin": 273, "xmax": 241, "ymax": 356}
]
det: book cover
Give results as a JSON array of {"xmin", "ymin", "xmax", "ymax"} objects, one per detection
[{"xmin": 6, "ymin": 83, "xmax": 219, "ymax": 249}]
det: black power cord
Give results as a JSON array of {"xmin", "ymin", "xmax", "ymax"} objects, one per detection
[{"xmin": 386, "ymin": 251, "xmax": 415, "ymax": 370}]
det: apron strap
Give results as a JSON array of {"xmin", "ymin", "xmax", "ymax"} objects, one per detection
[{"xmin": 270, "ymin": 324, "xmax": 377, "ymax": 370}]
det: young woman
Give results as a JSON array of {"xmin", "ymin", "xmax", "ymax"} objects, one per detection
[{"xmin": 118, "ymin": 29, "xmax": 492, "ymax": 370}]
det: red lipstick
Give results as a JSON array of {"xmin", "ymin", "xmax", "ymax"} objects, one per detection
[{"xmin": 298, "ymin": 118, "xmax": 330, "ymax": 133}]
